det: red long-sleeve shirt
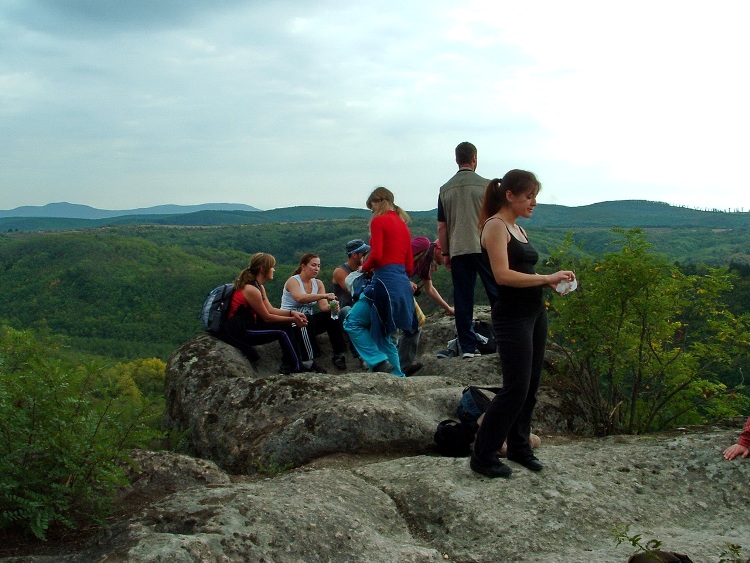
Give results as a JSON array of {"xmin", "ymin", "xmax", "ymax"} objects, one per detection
[{"xmin": 362, "ymin": 210, "xmax": 413, "ymax": 273}]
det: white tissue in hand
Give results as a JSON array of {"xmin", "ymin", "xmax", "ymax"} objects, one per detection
[{"xmin": 555, "ymin": 278, "xmax": 578, "ymax": 295}]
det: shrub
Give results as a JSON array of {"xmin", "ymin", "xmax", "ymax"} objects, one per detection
[
  {"xmin": 548, "ymin": 229, "xmax": 750, "ymax": 435},
  {"xmin": 0, "ymin": 325, "xmax": 164, "ymax": 539}
]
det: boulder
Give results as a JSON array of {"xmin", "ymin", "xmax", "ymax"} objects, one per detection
[{"xmin": 163, "ymin": 309, "xmax": 575, "ymax": 473}]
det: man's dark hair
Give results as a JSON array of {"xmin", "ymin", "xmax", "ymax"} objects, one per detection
[{"xmin": 455, "ymin": 142, "xmax": 477, "ymax": 166}]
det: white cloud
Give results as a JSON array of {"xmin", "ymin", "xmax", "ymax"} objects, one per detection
[{"xmin": 1, "ymin": 0, "xmax": 749, "ymax": 211}]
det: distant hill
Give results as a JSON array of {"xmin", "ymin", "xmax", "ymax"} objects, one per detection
[
  {"xmin": 1, "ymin": 200, "xmax": 749, "ymax": 232},
  {"xmin": 524, "ymin": 200, "xmax": 750, "ymax": 228},
  {"xmin": 0, "ymin": 202, "xmax": 261, "ymax": 219}
]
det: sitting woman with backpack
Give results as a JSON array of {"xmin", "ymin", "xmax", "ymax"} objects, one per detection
[
  {"xmin": 280, "ymin": 253, "xmax": 349, "ymax": 372},
  {"xmin": 222, "ymin": 252, "xmax": 307, "ymax": 375}
]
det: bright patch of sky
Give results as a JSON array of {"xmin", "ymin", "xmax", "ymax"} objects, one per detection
[{"xmin": 1, "ymin": 0, "xmax": 748, "ymax": 211}]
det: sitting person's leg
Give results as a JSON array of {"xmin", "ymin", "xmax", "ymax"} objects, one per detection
[
  {"xmin": 224, "ymin": 313, "xmax": 300, "ymax": 372},
  {"xmin": 243, "ymin": 322, "xmax": 301, "ymax": 373},
  {"xmin": 220, "ymin": 330, "xmax": 260, "ymax": 362},
  {"xmin": 297, "ymin": 318, "xmax": 329, "ymax": 373},
  {"xmin": 310, "ymin": 310, "xmax": 348, "ymax": 369},
  {"xmin": 221, "ymin": 317, "xmax": 261, "ymax": 362},
  {"xmin": 253, "ymin": 323, "xmax": 302, "ymax": 374},
  {"xmin": 292, "ymin": 322, "xmax": 318, "ymax": 370}
]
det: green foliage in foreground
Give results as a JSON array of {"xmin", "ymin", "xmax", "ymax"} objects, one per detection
[
  {"xmin": 0, "ymin": 326, "xmax": 165, "ymax": 540},
  {"xmin": 548, "ymin": 229, "xmax": 750, "ymax": 435},
  {"xmin": 613, "ymin": 523, "xmax": 748, "ymax": 562}
]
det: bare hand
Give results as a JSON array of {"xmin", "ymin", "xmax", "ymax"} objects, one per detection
[
  {"xmin": 547, "ymin": 270, "xmax": 575, "ymax": 289},
  {"xmin": 292, "ymin": 312, "xmax": 308, "ymax": 326},
  {"xmin": 723, "ymin": 443, "xmax": 749, "ymax": 460}
]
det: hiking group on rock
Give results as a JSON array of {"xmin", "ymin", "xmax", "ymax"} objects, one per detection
[{"xmin": 213, "ymin": 141, "xmax": 747, "ymax": 479}]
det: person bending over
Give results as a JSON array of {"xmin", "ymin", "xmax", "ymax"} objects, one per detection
[{"xmin": 398, "ymin": 236, "xmax": 455, "ymax": 376}]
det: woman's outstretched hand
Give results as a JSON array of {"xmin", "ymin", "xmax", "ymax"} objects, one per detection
[{"xmin": 546, "ymin": 271, "xmax": 576, "ymax": 290}]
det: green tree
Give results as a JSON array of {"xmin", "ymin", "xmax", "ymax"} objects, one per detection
[{"xmin": 548, "ymin": 229, "xmax": 750, "ymax": 435}]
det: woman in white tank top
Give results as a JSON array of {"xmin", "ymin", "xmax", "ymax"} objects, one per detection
[{"xmin": 281, "ymin": 253, "xmax": 349, "ymax": 372}]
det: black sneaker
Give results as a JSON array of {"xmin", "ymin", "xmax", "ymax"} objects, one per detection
[
  {"xmin": 332, "ymin": 354, "xmax": 347, "ymax": 370},
  {"xmin": 470, "ymin": 456, "xmax": 512, "ymax": 478},
  {"xmin": 279, "ymin": 364, "xmax": 294, "ymax": 375},
  {"xmin": 403, "ymin": 362, "xmax": 424, "ymax": 376},
  {"xmin": 305, "ymin": 362, "xmax": 328, "ymax": 374},
  {"xmin": 507, "ymin": 454, "xmax": 544, "ymax": 471}
]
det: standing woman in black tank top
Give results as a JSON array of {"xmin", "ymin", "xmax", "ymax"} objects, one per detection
[{"xmin": 470, "ymin": 170, "xmax": 576, "ymax": 478}]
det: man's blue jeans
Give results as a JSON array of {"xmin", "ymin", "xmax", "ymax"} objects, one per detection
[{"xmin": 450, "ymin": 253, "xmax": 500, "ymax": 354}]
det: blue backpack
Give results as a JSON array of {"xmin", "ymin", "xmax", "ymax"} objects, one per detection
[
  {"xmin": 456, "ymin": 386, "xmax": 501, "ymax": 433},
  {"xmin": 200, "ymin": 283, "xmax": 235, "ymax": 335},
  {"xmin": 344, "ymin": 271, "xmax": 371, "ymax": 302}
]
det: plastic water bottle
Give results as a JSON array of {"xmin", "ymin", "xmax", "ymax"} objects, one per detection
[{"xmin": 329, "ymin": 299, "xmax": 340, "ymax": 320}]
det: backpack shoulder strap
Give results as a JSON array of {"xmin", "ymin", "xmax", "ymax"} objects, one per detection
[{"xmin": 465, "ymin": 385, "xmax": 502, "ymax": 394}]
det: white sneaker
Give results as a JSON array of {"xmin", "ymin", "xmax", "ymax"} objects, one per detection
[{"xmin": 462, "ymin": 351, "xmax": 481, "ymax": 359}]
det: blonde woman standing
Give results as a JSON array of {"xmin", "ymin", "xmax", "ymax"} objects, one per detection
[{"xmin": 343, "ymin": 187, "xmax": 416, "ymax": 376}]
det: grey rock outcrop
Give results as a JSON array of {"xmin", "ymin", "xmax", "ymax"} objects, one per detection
[
  {"xmin": 163, "ymin": 310, "xmax": 574, "ymax": 474},
  {"xmin": 31, "ymin": 425, "xmax": 750, "ymax": 562}
]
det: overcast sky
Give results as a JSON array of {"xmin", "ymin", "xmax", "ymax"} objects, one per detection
[{"xmin": 2, "ymin": 0, "xmax": 749, "ymax": 212}]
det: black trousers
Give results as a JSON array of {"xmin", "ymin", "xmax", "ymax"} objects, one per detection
[
  {"xmin": 293, "ymin": 311, "xmax": 347, "ymax": 363},
  {"xmin": 473, "ymin": 303, "xmax": 547, "ymax": 462},
  {"xmin": 450, "ymin": 253, "xmax": 501, "ymax": 354},
  {"xmin": 223, "ymin": 315, "xmax": 301, "ymax": 371}
]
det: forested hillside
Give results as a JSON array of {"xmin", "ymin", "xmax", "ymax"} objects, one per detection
[{"xmin": 2, "ymin": 217, "xmax": 750, "ymax": 360}]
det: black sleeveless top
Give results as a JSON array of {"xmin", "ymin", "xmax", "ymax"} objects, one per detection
[
  {"xmin": 333, "ymin": 262, "xmax": 354, "ymax": 308},
  {"xmin": 482, "ymin": 219, "xmax": 543, "ymax": 314}
]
